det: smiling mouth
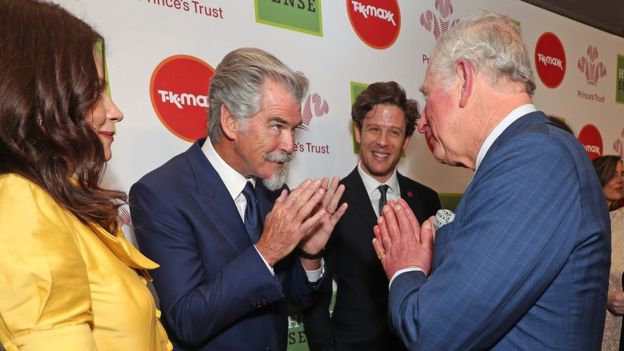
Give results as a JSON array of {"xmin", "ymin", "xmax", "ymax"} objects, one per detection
[
  {"xmin": 98, "ymin": 131, "xmax": 115, "ymax": 139},
  {"xmin": 372, "ymin": 150, "xmax": 390, "ymax": 161}
]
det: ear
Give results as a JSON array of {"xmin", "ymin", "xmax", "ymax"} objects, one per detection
[
  {"xmin": 220, "ymin": 104, "xmax": 238, "ymax": 140},
  {"xmin": 354, "ymin": 123, "xmax": 362, "ymax": 144},
  {"xmin": 456, "ymin": 59, "xmax": 473, "ymax": 108}
]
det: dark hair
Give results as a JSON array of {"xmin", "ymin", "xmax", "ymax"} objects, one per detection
[
  {"xmin": 592, "ymin": 155, "xmax": 622, "ymax": 188},
  {"xmin": 0, "ymin": 0, "xmax": 125, "ymax": 232},
  {"xmin": 351, "ymin": 81, "xmax": 419, "ymax": 137},
  {"xmin": 547, "ymin": 115, "xmax": 574, "ymax": 135}
]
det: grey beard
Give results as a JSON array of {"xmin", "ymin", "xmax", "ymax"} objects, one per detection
[{"xmin": 261, "ymin": 151, "xmax": 293, "ymax": 191}]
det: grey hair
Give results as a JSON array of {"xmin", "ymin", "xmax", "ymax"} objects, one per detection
[
  {"xmin": 430, "ymin": 11, "xmax": 536, "ymax": 96},
  {"xmin": 207, "ymin": 47, "xmax": 309, "ymax": 142}
]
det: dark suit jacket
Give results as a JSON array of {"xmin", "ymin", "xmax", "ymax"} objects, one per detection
[
  {"xmin": 129, "ymin": 139, "xmax": 320, "ymax": 351},
  {"xmin": 303, "ymin": 168, "xmax": 440, "ymax": 351},
  {"xmin": 388, "ymin": 111, "xmax": 611, "ymax": 350}
]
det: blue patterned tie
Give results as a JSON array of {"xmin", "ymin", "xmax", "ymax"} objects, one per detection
[
  {"xmin": 242, "ymin": 181, "xmax": 262, "ymax": 243},
  {"xmin": 378, "ymin": 184, "xmax": 389, "ymax": 215}
]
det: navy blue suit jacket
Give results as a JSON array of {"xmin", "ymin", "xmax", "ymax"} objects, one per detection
[
  {"xmin": 303, "ymin": 168, "xmax": 440, "ymax": 351},
  {"xmin": 389, "ymin": 112, "xmax": 611, "ymax": 350},
  {"xmin": 130, "ymin": 139, "xmax": 319, "ymax": 351}
]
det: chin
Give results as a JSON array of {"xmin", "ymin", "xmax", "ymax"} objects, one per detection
[{"xmin": 262, "ymin": 167, "xmax": 287, "ymax": 191}]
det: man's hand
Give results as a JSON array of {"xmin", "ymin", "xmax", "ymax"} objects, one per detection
[
  {"xmin": 298, "ymin": 177, "xmax": 348, "ymax": 269},
  {"xmin": 372, "ymin": 199, "xmax": 435, "ymax": 279},
  {"xmin": 256, "ymin": 179, "xmax": 327, "ymax": 266}
]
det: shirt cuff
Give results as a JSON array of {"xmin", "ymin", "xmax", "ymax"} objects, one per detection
[
  {"xmin": 304, "ymin": 258, "xmax": 325, "ymax": 283},
  {"xmin": 389, "ymin": 267, "xmax": 425, "ymax": 288},
  {"xmin": 254, "ymin": 245, "xmax": 275, "ymax": 276}
]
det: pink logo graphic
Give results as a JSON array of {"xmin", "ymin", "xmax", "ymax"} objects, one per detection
[
  {"xmin": 420, "ymin": 0, "xmax": 459, "ymax": 40},
  {"xmin": 577, "ymin": 45, "xmax": 607, "ymax": 86},
  {"xmin": 299, "ymin": 93, "xmax": 329, "ymax": 131},
  {"xmin": 613, "ymin": 128, "xmax": 624, "ymax": 159}
]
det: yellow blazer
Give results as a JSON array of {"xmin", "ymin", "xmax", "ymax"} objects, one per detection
[{"xmin": 0, "ymin": 174, "xmax": 172, "ymax": 351}]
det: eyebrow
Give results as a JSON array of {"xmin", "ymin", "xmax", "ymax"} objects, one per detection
[{"xmin": 269, "ymin": 116, "xmax": 301, "ymax": 129}]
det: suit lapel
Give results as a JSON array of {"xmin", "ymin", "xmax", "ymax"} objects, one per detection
[
  {"xmin": 398, "ymin": 172, "xmax": 427, "ymax": 224},
  {"xmin": 343, "ymin": 168, "xmax": 377, "ymax": 229},
  {"xmin": 186, "ymin": 140, "xmax": 252, "ymax": 253}
]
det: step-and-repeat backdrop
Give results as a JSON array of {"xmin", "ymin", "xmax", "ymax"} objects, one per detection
[{"xmin": 55, "ymin": 1, "xmax": 624, "ymax": 349}]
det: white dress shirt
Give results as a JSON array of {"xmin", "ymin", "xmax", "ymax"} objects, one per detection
[{"xmin": 357, "ymin": 162, "xmax": 401, "ymax": 217}]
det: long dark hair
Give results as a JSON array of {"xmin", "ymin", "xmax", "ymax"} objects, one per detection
[
  {"xmin": 592, "ymin": 155, "xmax": 623, "ymax": 211},
  {"xmin": 0, "ymin": 0, "xmax": 125, "ymax": 233},
  {"xmin": 593, "ymin": 155, "xmax": 622, "ymax": 188}
]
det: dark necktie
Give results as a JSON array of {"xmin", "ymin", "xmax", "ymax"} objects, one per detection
[
  {"xmin": 242, "ymin": 181, "xmax": 262, "ymax": 243},
  {"xmin": 378, "ymin": 184, "xmax": 389, "ymax": 215}
]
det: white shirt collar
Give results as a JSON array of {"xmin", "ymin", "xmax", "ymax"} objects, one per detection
[
  {"xmin": 201, "ymin": 139, "xmax": 255, "ymax": 200},
  {"xmin": 475, "ymin": 104, "xmax": 537, "ymax": 172},
  {"xmin": 357, "ymin": 162, "xmax": 400, "ymax": 197}
]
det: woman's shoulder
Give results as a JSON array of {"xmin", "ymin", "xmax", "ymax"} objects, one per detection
[
  {"xmin": 0, "ymin": 173, "xmax": 72, "ymax": 225},
  {"xmin": 0, "ymin": 173, "xmax": 50, "ymax": 199}
]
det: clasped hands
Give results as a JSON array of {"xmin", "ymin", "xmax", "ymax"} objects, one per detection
[
  {"xmin": 372, "ymin": 199, "xmax": 436, "ymax": 280},
  {"xmin": 255, "ymin": 177, "xmax": 348, "ymax": 268}
]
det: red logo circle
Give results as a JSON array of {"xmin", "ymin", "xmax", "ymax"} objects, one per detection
[
  {"xmin": 578, "ymin": 124, "xmax": 603, "ymax": 160},
  {"xmin": 534, "ymin": 32, "xmax": 566, "ymax": 89},
  {"xmin": 346, "ymin": 0, "xmax": 401, "ymax": 49},
  {"xmin": 150, "ymin": 55, "xmax": 214, "ymax": 142}
]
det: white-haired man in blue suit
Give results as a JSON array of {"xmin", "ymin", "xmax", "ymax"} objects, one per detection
[{"xmin": 373, "ymin": 12, "xmax": 610, "ymax": 350}]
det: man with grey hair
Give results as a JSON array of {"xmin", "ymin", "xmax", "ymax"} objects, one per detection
[
  {"xmin": 372, "ymin": 12, "xmax": 610, "ymax": 350},
  {"xmin": 130, "ymin": 47, "xmax": 347, "ymax": 351}
]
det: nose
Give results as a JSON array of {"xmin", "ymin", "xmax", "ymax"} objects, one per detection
[
  {"xmin": 105, "ymin": 94, "xmax": 124, "ymax": 123},
  {"xmin": 377, "ymin": 130, "xmax": 389, "ymax": 146},
  {"xmin": 281, "ymin": 128, "xmax": 295, "ymax": 154},
  {"xmin": 417, "ymin": 114, "xmax": 428, "ymax": 133}
]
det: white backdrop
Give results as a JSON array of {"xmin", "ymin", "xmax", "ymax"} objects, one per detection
[{"xmin": 54, "ymin": 0, "xmax": 624, "ymax": 198}]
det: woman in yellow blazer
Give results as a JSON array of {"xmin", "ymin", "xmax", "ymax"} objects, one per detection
[{"xmin": 0, "ymin": 1, "xmax": 171, "ymax": 350}]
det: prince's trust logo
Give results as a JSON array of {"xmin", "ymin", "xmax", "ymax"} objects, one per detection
[
  {"xmin": 578, "ymin": 46, "xmax": 607, "ymax": 86},
  {"xmin": 420, "ymin": 0, "xmax": 459, "ymax": 40},
  {"xmin": 577, "ymin": 45, "xmax": 606, "ymax": 103},
  {"xmin": 294, "ymin": 92, "xmax": 330, "ymax": 154},
  {"xmin": 299, "ymin": 92, "xmax": 329, "ymax": 131},
  {"xmin": 419, "ymin": 0, "xmax": 458, "ymax": 65}
]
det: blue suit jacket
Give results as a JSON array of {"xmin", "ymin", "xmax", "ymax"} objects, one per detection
[
  {"xmin": 389, "ymin": 112, "xmax": 611, "ymax": 350},
  {"xmin": 130, "ymin": 139, "xmax": 319, "ymax": 351}
]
